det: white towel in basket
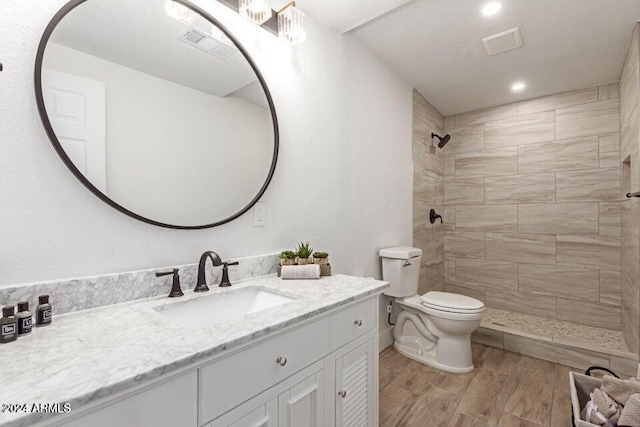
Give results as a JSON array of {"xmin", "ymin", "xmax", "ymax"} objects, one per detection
[
  {"xmin": 581, "ymin": 388, "xmax": 621, "ymax": 425},
  {"xmin": 281, "ymin": 264, "xmax": 321, "ymax": 280}
]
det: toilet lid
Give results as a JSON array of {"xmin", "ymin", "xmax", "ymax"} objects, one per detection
[{"xmin": 421, "ymin": 291, "xmax": 484, "ymax": 313}]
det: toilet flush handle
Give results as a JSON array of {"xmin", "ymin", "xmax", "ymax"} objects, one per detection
[{"xmin": 402, "ymin": 260, "xmax": 411, "ymax": 267}]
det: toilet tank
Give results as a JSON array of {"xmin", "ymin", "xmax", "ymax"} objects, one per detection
[{"xmin": 379, "ymin": 246, "xmax": 422, "ymax": 297}]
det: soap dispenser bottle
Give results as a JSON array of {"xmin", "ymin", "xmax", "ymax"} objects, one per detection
[
  {"xmin": 16, "ymin": 302, "xmax": 33, "ymax": 336},
  {"xmin": 36, "ymin": 295, "xmax": 52, "ymax": 327},
  {"xmin": 0, "ymin": 306, "xmax": 18, "ymax": 343}
]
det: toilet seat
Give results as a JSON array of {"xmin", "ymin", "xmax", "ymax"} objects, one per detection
[
  {"xmin": 421, "ymin": 291, "xmax": 484, "ymax": 314},
  {"xmin": 395, "ymin": 294, "xmax": 484, "ymax": 321}
]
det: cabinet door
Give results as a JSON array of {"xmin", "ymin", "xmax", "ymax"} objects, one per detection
[
  {"xmin": 278, "ymin": 369, "xmax": 325, "ymax": 427},
  {"xmin": 335, "ymin": 339, "xmax": 375, "ymax": 427},
  {"xmin": 210, "ymin": 398, "xmax": 278, "ymax": 427}
]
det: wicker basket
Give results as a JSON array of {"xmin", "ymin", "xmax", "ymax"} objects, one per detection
[{"xmin": 570, "ymin": 372, "xmax": 604, "ymax": 427}]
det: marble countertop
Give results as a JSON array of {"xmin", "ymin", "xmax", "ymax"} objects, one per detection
[{"xmin": 0, "ymin": 274, "xmax": 388, "ymax": 427}]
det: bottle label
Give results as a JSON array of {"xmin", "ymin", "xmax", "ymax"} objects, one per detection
[
  {"xmin": 18, "ymin": 317, "xmax": 32, "ymax": 335},
  {"xmin": 37, "ymin": 308, "xmax": 52, "ymax": 325},
  {"xmin": 1, "ymin": 323, "xmax": 16, "ymax": 342}
]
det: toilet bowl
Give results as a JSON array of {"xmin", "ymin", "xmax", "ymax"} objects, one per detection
[{"xmin": 380, "ymin": 246, "xmax": 484, "ymax": 373}]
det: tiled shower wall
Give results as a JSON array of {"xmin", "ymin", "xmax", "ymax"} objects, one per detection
[
  {"xmin": 441, "ymin": 84, "xmax": 623, "ymax": 332},
  {"xmin": 412, "ymin": 90, "xmax": 445, "ymax": 294},
  {"xmin": 621, "ymin": 23, "xmax": 640, "ymax": 355}
]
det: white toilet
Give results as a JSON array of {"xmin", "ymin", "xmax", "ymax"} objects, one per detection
[{"xmin": 380, "ymin": 246, "xmax": 484, "ymax": 373}]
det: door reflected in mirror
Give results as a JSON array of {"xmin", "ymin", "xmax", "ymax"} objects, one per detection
[{"xmin": 38, "ymin": 0, "xmax": 278, "ymax": 228}]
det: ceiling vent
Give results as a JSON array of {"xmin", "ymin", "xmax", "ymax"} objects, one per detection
[
  {"xmin": 482, "ymin": 27, "xmax": 523, "ymax": 56},
  {"xmin": 177, "ymin": 28, "xmax": 235, "ymax": 60}
]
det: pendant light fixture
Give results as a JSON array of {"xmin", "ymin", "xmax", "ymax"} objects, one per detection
[
  {"xmin": 238, "ymin": 0, "xmax": 273, "ymax": 26},
  {"xmin": 277, "ymin": 1, "xmax": 306, "ymax": 45}
]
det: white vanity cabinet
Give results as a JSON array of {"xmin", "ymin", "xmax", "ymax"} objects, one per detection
[
  {"xmin": 48, "ymin": 296, "xmax": 379, "ymax": 427},
  {"xmin": 198, "ymin": 297, "xmax": 377, "ymax": 427}
]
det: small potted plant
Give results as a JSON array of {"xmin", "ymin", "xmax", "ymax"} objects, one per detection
[
  {"xmin": 296, "ymin": 242, "xmax": 313, "ymax": 265},
  {"xmin": 313, "ymin": 252, "xmax": 329, "ymax": 265},
  {"xmin": 279, "ymin": 250, "xmax": 297, "ymax": 266}
]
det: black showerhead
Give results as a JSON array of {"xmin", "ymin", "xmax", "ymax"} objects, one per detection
[{"xmin": 432, "ymin": 133, "xmax": 450, "ymax": 149}]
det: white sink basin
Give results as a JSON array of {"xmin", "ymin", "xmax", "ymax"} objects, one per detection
[{"xmin": 155, "ymin": 287, "xmax": 296, "ymax": 329}]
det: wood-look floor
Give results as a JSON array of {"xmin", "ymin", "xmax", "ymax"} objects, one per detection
[{"xmin": 379, "ymin": 343, "xmax": 578, "ymax": 427}]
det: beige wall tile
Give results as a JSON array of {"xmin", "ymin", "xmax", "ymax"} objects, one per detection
[
  {"xmin": 620, "ymin": 27, "xmax": 639, "ymax": 126},
  {"xmin": 455, "ymin": 147, "xmax": 518, "ymax": 177},
  {"xmin": 455, "ymin": 103, "xmax": 517, "ymax": 126},
  {"xmin": 422, "ymin": 258, "xmax": 444, "ymax": 294},
  {"xmin": 486, "ymin": 289, "xmax": 556, "ymax": 318},
  {"xmin": 599, "ymin": 134, "xmax": 621, "ymax": 169},
  {"xmin": 517, "ymin": 142, "xmax": 556, "ymax": 174},
  {"xmin": 610, "ymin": 355, "xmax": 640, "ymax": 378},
  {"xmin": 557, "ymin": 235, "xmax": 621, "ymax": 270},
  {"xmin": 485, "ymin": 233, "xmax": 556, "ymax": 265},
  {"xmin": 485, "ymin": 111, "xmax": 555, "ymax": 149},
  {"xmin": 444, "ymin": 115, "xmax": 455, "ymax": 130},
  {"xmin": 444, "ymin": 177, "xmax": 485, "ymax": 205},
  {"xmin": 444, "ymin": 256, "xmax": 455, "ymax": 284},
  {"xmin": 556, "ymin": 168, "xmax": 620, "ymax": 203},
  {"xmin": 443, "ymin": 206, "xmax": 455, "ymax": 232},
  {"xmin": 414, "ymin": 173, "xmax": 436, "ymax": 204},
  {"xmin": 601, "ymin": 270, "xmax": 622, "ymax": 306},
  {"xmin": 444, "ymin": 155, "xmax": 455, "ymax": 179},
  {"xmin": 517, "ymin": 87, "xmax": 598, "ymax": 115},
  {"xmin": 599, "ymin": 202, "xmax": 621, "ymax": 237},
  {"xmin": 472, "ymin": 327, "xmax": 504, "ymax": 348},
  {"xmin": 504, "ymin": 334, "xmax": 610, "ymax": 370},
  {"xmin": 599, "ymin": 133, "xmax": 621, "ymax": 153},
  {"xmin": 444, "ymin": 283, "xmax": 486, "ymax": 303},
  {"xmin": 413, "ymin": 202, "xmax": 427, "ymax": 232},
  {"xmin": 412, "ymin": 138, "xmax": 426, "ymax": 175},
  {"xmin": 518, "ymin": 203, "xmax": 599, "ymax": 234},
  {"xmin": 456, "ymin": 258, "xmax": 518, "ymax": 291},
  {"xmin": 445, "ymin": 123, "xmax": 484, "ymax": 155},
  {"xmin": 485, "ymin": 173, "xmax": 555, "ymax": 204},
  {"xmin": 556, "ymin": 99, "xmax": 620, "ymax": 140},
  {"xmin": 519, "ymin": 264, "xmax": 599, "ymax": 302},
  {"xmin": 621, "ymin": 105, "xmax": 639, "ymax": 159},
  {"xmin": 599, "ymin": 83, "xmax": 620, "ymax": 101},
  {"xmin": 444, "ymin": 231, "xmax": 485, "ymax": 259},
  {"xmin": 555, "ymin": 136, "xmax": 599, "ymax": 171},
  {"xmin": 621, "ymin": 199, "xmax": 640, "ymax": 354},
  {"xmin": 557, "ymin": 299, "xmax": 621, "ymax": 330},
  {"xmin": 424, "ymin": 149, "xmax": 444, "ymax": 179},
  {"xmin": 457, "ymin": 204, "xmax": 517, "ymax": 232}
]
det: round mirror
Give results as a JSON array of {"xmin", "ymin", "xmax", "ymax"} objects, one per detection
[{"xmin": 35, "ymin": 0, "xmax": 278, "ymax": 229}]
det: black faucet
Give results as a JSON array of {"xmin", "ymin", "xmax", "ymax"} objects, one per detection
[
  {"xmin": 195, "ymin": 251, "xmax": 223, "ymax": 292},
  {"xmin": 219, "ymin": 261, "xmax": 239, "ymax": 287},
  {"xmin": 156, "ymin": 268, "xmax": 184, "ymax": 298}
]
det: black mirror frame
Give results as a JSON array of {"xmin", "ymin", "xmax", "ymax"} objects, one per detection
[{"xmin": 34, "ymin": 0, "xmax": 279, "ymax": 230}]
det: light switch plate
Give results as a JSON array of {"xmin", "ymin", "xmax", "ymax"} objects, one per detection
[{"xmin": 253, "ymin": 202, "xmax": 266, "ymax": 226}]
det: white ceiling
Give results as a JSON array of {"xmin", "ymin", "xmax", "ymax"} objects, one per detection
[
  {"xmin": 320, "ymin": 0, "xmax": 640, "ymax": 116},
  {"xmin": 294, "ymin": 0, "xmax": 415, "ymax": 33}
]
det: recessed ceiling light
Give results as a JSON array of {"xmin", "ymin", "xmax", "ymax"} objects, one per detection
[
  {"xmin": 511, "ymin": 81, "xmax": 526, "ymax": 92},
  {"xmin": 482, "ymin": 2, "xmax": 502, "ymax": 16}
]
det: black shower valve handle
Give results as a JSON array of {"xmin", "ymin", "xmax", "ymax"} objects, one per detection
[{"xmin": 430, "ymin": 209, "xmax": 443, "ymax": 224}]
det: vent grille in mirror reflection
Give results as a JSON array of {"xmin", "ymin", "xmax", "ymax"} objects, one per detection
[{"xmin": 178, "ymin": 28, "xmax": 235, "ymax": 60}]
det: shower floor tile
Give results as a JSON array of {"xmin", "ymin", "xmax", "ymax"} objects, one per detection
[{"xmin": 483, "ymin": 308, "xmax": 630, "ymax": 355}]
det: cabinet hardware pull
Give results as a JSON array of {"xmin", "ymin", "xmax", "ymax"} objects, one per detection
[
  {"xmin": 276, "ymin": 356, "xmax": 287, "ymax": 366},
  {"xmin": 338, "ymin": 390, "xmax": 347, "ymax": 398},
  {"xmin": 354, "ymin": 319, "xmax": 363, "ymax": 326}
]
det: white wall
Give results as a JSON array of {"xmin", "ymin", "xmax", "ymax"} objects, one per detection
[
  {"xmin": 0, "ymin": 0, "xmax": 413, "ymax": 340},
  {"xmin": 44, "ymin": 43, "xmax": 273, "ymax": 225}
]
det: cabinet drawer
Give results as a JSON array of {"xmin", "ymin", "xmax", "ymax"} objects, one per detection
[
  {"xmin": 199, "ymin": 317, "xmax": 330, "ymax": 425},
  {"xmin": 329, "ymin": 298, "xmax": 376, "ymax": 351}
]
